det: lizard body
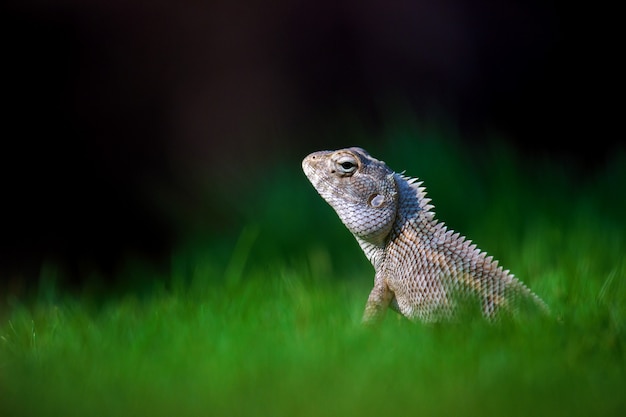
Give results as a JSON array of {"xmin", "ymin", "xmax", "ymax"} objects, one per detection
[{"xmin": 302, "ymin": 147, "xmax": 549, "ymax": 323}]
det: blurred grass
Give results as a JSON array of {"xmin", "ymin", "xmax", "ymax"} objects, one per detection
[{"xmin": 1, "ymin": 121, "xmax": 625, "ymax": 416}]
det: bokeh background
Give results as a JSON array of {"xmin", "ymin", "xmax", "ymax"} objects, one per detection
[{"xmin": 1, "ymin": 0, "xmax": 618, "ymax": 292}]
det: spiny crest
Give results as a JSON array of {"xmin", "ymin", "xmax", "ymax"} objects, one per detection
[
  {"xmin": 400, "ymin": 173, "xmax": 435, "ymax": 213},
  {"xmin": 434, "ymin": 220, "xmax": 503, "ymax": 276},
  {"xmin": 431, "ymin": 221, "xmax": 551, "ymax": 316}
]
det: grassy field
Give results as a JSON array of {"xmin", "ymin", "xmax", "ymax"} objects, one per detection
[{"xmin": 1, "ymin": 123, "xmax": 625, "ymax": 416}]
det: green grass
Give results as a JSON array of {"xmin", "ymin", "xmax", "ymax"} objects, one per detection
[{"xmin": 1, "ymin": 122, "xmax": 625, "ymax": 416}]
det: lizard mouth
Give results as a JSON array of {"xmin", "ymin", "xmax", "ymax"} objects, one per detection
[
  {"xmin": 302, "ymin": 155, "xmax": 362, "ymax": 206},
  {"xmin": 302, "ymin": 152, "xmax": 331, "ymax": 191},
  {"xmin": 301, "ymin": 156, "xmax": 320, "ymax": 188}
]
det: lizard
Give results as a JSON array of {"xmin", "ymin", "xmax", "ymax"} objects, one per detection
[{"xmin": 302, "ymin": 147, "xmax": 550, "ymax": 323}]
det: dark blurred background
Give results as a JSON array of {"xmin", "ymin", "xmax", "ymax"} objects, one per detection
[{"xmin": 1, "ymin": 0, "xmax": 617, "ymax": 291}]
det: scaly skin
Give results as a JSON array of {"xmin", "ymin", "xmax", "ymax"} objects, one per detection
[{"xmin": 302, "ymin": 147, "xmax": 549, "ymax": 323}]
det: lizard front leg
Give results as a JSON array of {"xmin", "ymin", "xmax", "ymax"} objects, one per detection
[{"xmin": 362, "ymin": 272, "xmax": 394, "ymax": 324}]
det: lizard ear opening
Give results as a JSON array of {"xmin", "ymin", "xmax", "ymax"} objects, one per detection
[{"xmin": 369, "ymin": 194, "xmax": 385, "ymax": 208}]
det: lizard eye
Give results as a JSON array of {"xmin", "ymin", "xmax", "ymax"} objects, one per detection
[{"xmin": 336, "ymin": 155, "xmax": 358, "ymax": 174}]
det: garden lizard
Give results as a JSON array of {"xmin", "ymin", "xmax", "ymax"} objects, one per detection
[{"xmin": 302, "ymin": 147, "xmax": 549, "ymax": 323}]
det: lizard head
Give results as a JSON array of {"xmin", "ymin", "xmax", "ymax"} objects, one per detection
[{"xmin": 302, "ymin": 147, "xmax": 398, "ymax": 246}]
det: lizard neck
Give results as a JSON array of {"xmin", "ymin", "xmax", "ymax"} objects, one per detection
[
  {"xmin": 356, "ymin": 173, "xmax": 435, "ymax": 271},
  {"xmin": 356, "ymin": 236, "xmax": 386, "ymax": 270}
]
